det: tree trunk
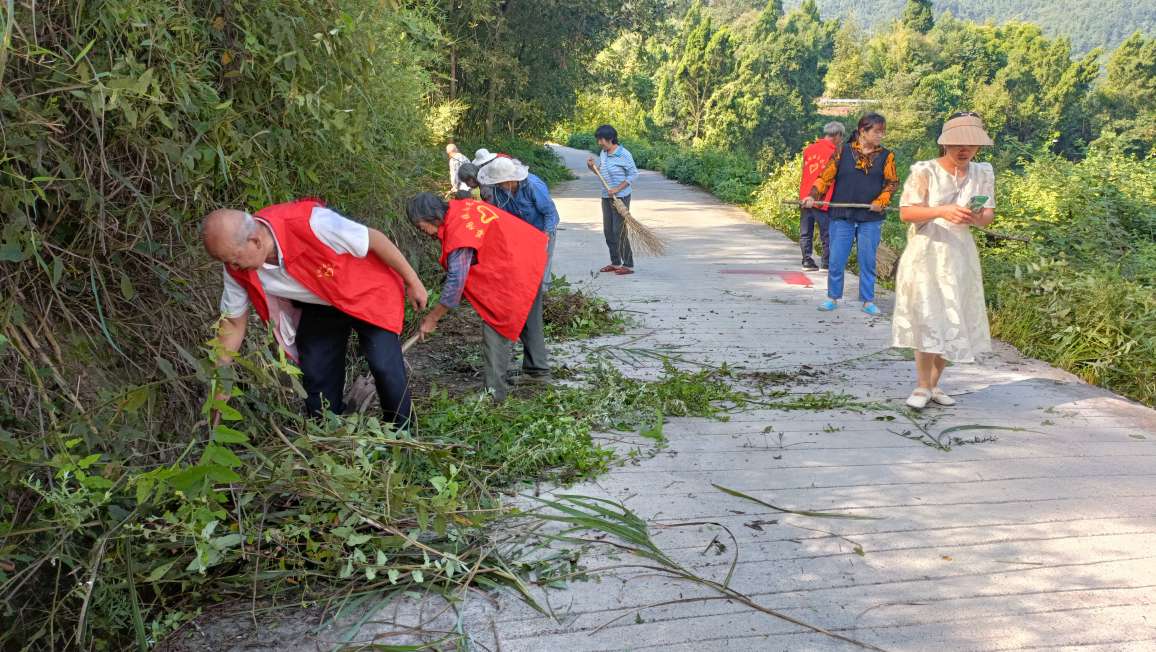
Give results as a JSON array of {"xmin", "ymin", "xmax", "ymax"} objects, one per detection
[{"xmin": 449, "ymin": 46, "xmax": 457, "ymax": 99}]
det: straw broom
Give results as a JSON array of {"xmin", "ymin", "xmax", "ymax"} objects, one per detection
[
  {"xmin": 781, "ymin": 200, "xmax": 1030, "ymax": 243},
  {"xmin": 592, "ymin": 165, "xmax": 667, "ymax": 256}
]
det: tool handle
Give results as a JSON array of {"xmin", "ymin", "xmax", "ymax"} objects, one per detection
[
  {"xmin": 781, "ymin": 199, "xmax": 899, "ymax": 213},
  {"xmin": 401, "ymin": 333, "xmax": 420, "ymax": 353},
  {"xmin": 590, "ymin": 163, "xmax": 617, "ymax": 195},
  {"xmin": 780, "ymin": 201, "xmax": 1030, "ymax": 242}
]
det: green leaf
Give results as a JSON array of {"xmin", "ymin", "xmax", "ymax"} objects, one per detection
[
  {"xmin": 211, "ymin": 533, "xmax": 243, "ymax": 549},
  {"xmin": 204, "ymin": 444, "xmax": 242, "ymax": 468},
  {"xmin": 209, "ymin": 400, "xmax": 242, "ymax": 422},
  {"xmin": 712, "ymin": 484, "xmax": 881, "ymax": 520},
  {"xmin": 51, "ymin": 256, "xmax": 64, "ymax": 286},
  {"xmin": 168, "ymin": 465, "xmax": 210, "ymax": 495},
  {"xmin": 78, "ymin": 453, "xmax": 102, "ymax": 469},
  {"xmin": 119, "ymin": 272, "xmax": 136, "ymax": 300},
  {"xmin": 211, "ymin": 426, "xmax": 249, "ymax": 444},
  {"xmin": 411, "ymin": 570, "xmax": 424, "ymax": 584},
  {"xmin": 387, "ymin": 569, "xmax": 400, "ymax": 584},
  {"xmin": 121, "ymin": 386, "xmax": 150, "ymax": 414},
  {"xmin": 146, "ymin": 561, "xmax": 175, "ymax": 582},
  {"xmin": 347, "ymin": 533, "xmax": 372, "ymax": 546}
]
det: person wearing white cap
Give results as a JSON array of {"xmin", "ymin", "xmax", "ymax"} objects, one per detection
[
  {"xmin": 892, "ymin": 112, "xmax": 997, "ymax": 409},
  {"xmin": 475, "ymin": 156, "xmax": 559, "ymax": 384},
  {"xmin": 446, "ymin": 143, "xmax": 471, "ymax": 194}
]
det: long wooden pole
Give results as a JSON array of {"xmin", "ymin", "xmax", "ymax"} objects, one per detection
[{"xmin": 780, "ymin": 200, "xmax": 1029, "ymax": 242}]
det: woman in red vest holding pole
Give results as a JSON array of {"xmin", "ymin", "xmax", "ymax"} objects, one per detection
[
  {"xmin": 202, "ymin": 201, "xmax": 427, "ymax": 428},
  {"xmin": 405, "ymin": 192, "xmax": 550, "ymax": 401}
]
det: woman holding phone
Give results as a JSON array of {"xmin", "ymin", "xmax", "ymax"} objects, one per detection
[{"xmin": 892, "ymin": 113, "xmax": 997, "ymax": 409}]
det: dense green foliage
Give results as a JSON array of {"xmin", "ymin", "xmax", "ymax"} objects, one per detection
[{"xmin": 427, "ymin": 0, "xmax": 664, "ymax": 138}]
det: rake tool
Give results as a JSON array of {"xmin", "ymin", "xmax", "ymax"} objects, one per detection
[
  {"xmin": 592, "ymin": 165, "xmax": 667, "ymax": 255},
  {"xmin": 782, "ymin": 200, "xmax": 1030, "ymax": 242}
]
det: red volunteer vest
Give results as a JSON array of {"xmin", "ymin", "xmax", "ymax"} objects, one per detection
[
  {"xmin": 438, "ymin": 199, "xmax": 547, "ymax": 340},
  {"xmin": 225, "ymin": 200, "xmax": 406, "ymax": 338},
  {"xmin": 800, "ymin": 138, "xmax": 837, "ymax": 210}
]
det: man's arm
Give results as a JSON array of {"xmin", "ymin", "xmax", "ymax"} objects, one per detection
[
  {"xmin": 217, "ymin": 313, "xmax": 248, "ymax": 364},
  {"xmin": 367, "ymin": 228, "xmax": 428, "ymax": 310}
]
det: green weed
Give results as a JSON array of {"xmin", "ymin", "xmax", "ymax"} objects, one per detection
[{"xmin": 543, "ymin": 276, "xmax": 627, "ymax": 340}]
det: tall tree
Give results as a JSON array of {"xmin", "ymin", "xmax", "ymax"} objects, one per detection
[
  {"xmin": 1092, "ymin": 32, "xmax": 1156, "ymax": 155},
  {"xmin": 902, "ymin": 0, "xmax": 934, "ymax": 33}
]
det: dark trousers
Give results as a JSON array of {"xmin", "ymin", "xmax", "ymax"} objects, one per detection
[
  {"xmin": 295, "ymin": 303, "xmax": 412, "ymax": 428},
  {"xmin": 602, "ymin": 195, "xmax": 634, "ymax": 268},
  {"xmin": 800, "ymin": 208, "xmax": 830, "ymax": 266}
]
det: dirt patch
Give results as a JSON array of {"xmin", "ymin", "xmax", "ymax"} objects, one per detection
[{"xmin": 404, "ymin": 307, "xmax": 487, "ymax": 399}]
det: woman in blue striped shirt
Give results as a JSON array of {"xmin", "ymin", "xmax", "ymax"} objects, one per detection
[{"xmin": 587, "ymin": 125, "xmax": 639, "ymax": 275}]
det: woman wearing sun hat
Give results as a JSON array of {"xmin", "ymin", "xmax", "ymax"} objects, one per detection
[
  {"xmin": 892, "ymin": 112, "xmax": 997, "ymax": 409},
  {"xmin": 474, "ymin": 157, "xmax": 559, "ymax": 386}
]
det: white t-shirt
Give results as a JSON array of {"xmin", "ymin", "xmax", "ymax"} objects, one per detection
[{"xmin": 219, "ymin": 206, "xmax": 370, "ymax": 318}]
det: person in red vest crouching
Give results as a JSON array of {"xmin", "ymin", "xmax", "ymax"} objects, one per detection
[
  {"xmin": 201, "ymin": 199, "xmax": 428, "ymax": 428},
  {"xmin": 405, "ymin": 192, "xmax": 550, "ymax": 401}
]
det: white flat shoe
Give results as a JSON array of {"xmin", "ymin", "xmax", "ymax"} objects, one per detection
[
  {"xmin": 931, "ymin": 387, "xmax": 956, "ymax": 406},
  {"xmin": 905, "ymin": 388, "xmax": 931, "ymax": 410}
]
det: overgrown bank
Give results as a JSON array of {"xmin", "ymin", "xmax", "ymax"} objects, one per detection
[{"xmin": 0, "ymin": 1, "xmax": 594, "ymax": 648}]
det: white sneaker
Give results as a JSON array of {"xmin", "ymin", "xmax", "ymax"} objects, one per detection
[
  {"xmin": 905, "ymin": 388, "xmax": 931, "ymax": 409},
  {"xmin": 930, "ymin": 387, "xmax": 956, "ymax": 406}
]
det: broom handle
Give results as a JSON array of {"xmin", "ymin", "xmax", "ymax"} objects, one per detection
[
  {"xmin": 780, "ymin": 200, "xmax": 1029, "ymax": 243},
  {"xmin": 590, "ymin": 164, "xmax": 619, "ymax": 197},
  {"xmin": 402, "ymin": 333, "xmax": 420, "ymax": 353},
  {"xmin": 590, "ymin": 164, "xmax": 633, "ymax": 220}
]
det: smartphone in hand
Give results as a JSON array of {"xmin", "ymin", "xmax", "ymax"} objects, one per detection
[{"xmin": 967, "ymin": 195, "xmax": 989, "ymax": 213}]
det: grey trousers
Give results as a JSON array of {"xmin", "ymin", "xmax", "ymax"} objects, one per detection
[
  {"xmin": 601, "ymin": 195, "xmax": 634, "ymax": 268},
  {"xmin": 541, "ymin": 230, "xmax": 556, "ymax": 294},
  {"xmin": 482, "ymin": 289, "xmax": 549, "ymax": 401}
]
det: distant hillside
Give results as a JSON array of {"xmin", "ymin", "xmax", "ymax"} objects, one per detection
[{"xmin": 772, "ymin": 0, "xmax": 1154, "ymax": 53}]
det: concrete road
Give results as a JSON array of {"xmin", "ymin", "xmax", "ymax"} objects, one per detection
[{"xmin": 481, "ymin": 145, "xmax": 1156, "ymax": 651}]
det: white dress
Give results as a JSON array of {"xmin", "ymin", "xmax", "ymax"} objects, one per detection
[{"xmin": 891, "ymin": 160, "xmax": 994, "ymax": 362}]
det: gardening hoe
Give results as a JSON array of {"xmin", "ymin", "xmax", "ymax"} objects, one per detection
[
  {"xmin": 343, "ymin": 333, "xmax": 423, "ymax": 414},
  {"xmin": 781, "ymin": 200, "xmax": 1030, "ymax": 243},
  {"xmin": 591, "ymin": 164, "xmax": 667, "ymax": 255}
]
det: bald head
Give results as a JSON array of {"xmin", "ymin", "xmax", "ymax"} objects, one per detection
[
  {"xmin": 202, "ymin": 209, "xmax": 266, "ymax": 270},
  {"xmin": 446, "ymin": 143, "xmax": 460, "ymax": 155}
]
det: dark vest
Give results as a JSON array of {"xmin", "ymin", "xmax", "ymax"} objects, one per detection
[{"xmin": 829, "ymin": 143, "xmax": 890, "ymax": 223}]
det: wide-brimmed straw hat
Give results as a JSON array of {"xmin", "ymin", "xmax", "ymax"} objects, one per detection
[
  {"xmin": 938, "ymin": 113, "xmax": 994, "ymax": 147},
  {"xmin": 476, "ymin": 156, "xmax": 529, "ymax": 185}
]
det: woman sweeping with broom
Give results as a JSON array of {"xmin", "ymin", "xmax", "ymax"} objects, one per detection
[{"xmin": 588, "ymin": 125, "xmax": 641, "ymax": 275}]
